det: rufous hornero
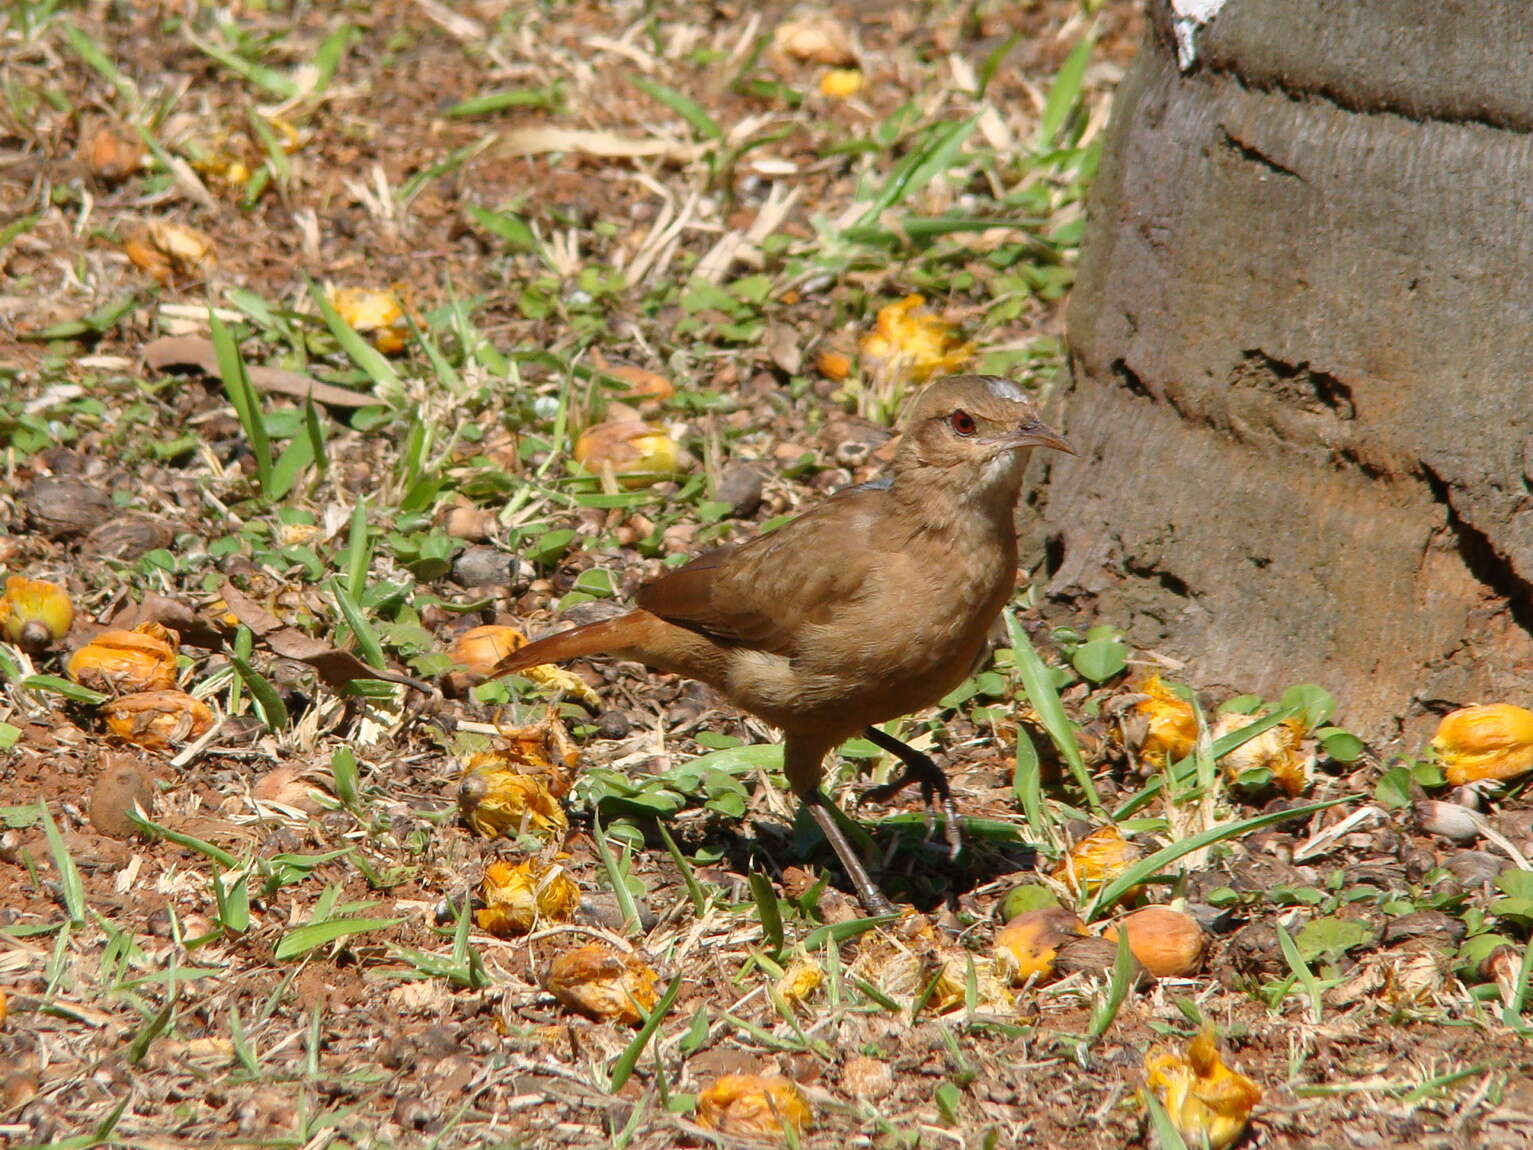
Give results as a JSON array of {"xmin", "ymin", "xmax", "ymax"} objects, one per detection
[{"xmin": 493, "ymin": 374, "xmax": 1073, "ymax": 914}]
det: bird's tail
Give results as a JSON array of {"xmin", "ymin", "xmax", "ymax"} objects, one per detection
[{"xmin": 491, "ymin": 612, "xmax": 651, "ymax": 678}]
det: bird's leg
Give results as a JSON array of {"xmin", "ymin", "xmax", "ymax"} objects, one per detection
[
  {"xmin": 804, "ymin": 792, "xmax": 898, "ymax": 917},
  {"xmin": 785, "ymin": 737, "xmax": 897, "ymax": 917},
  {"xmin": 857, "ymin": 726, "xmax": 963, "ymax": 860}
]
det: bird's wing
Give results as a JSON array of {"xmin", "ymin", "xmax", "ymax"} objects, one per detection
[{"xmin": 635, "ymin": 488, "xmax": 882, "ymax": 654}]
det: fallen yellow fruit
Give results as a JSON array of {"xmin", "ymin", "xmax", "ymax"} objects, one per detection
[
  {"xmin": 542, "ymin": 944, "xmax": 659, "ymax": 1025},
  {"xmin": 1215, "ymin": 709, "xmax": 1312, "ymax": 796},
  {"xmin": 1432, "ymin": 703, "xmax": 1533, "ymax": 785},
  {"xmin": 475, "ymin": 859, "xmax": 579, "ymax": 938},
  {"xmin": 67, "ymin": 625, "xmax": 179, "ymax": 694},
  {"xmin": 0, "ymin": 576, "xmax": 74, "ymax": 651},
  {"xmin": 458, "ymin": 758, "xmax": 568, "ymax": 841},
  {"xmin": 859, "ymin": 295, "xmax": 973, "ymax": 383},
  {"xmin": 1144, "ymin": 1027, "xmax": 1261, "ymax": 1150},
  {"xmin": 1134, "ymin": 675, "xmax": 1197, "ymax": 766},
  {"xmin": 1102, "ymin": 906, "xmax": 1205, "ymax": 978},
  {"xmin": 328, "ymin": 285, "xmax": 415, "ymax": 354},
  {"xmin": 820, "ymin": 69, "xmax": 864, "ymax": 98},
  {"xmin": 696, "ymin": 1073, "xmax": 811, "ymax": 1138},
  {"xmin": 573, "ymin": 420, "xmax": 683, "ymax": 490},
  {"xmin": 994, "ymin": 907, "xmax": 1088, "ymax": 984},
  {"xmin": 103, "ymin": 690, "xmax": 214, "ymax": 751},
  {"xmin": 1053, "ymin": 825, "xmax": 1143, "ymax": 898},
  {"xmin": 452, "ymin": 624, "xmax": 602, "ymax": 709}
]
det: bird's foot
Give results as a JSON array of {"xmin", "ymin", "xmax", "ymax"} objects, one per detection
[{"xmin": 859, "ymin": 756, "xmax": 964, "ymax": 861}]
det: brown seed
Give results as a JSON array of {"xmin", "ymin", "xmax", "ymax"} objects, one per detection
[
  {"xmin": 1414, "ymin": 799, "xmax": 1481, "ymax": 844},
  {"xmin": 840, "ymin": 1055, "xmax": 893, "ymax": 1102},
  {"xmin": 83, "ymin": 514, "xmax": 176, "ymax": 561},
  {"xmin": 1053, "ymin": 934, "xmax": 1142, "ymax": 980},
  {"xmin": 1, "ymin": 1070, "xmax": 38, "ymax": 1110},
  {"xmin": 442, "ymin": 505, "xmax": 497, "ymax": 542},
  {"xmin": 89, "ymin": 759, "xmax": 153, "ymax": 838},
  {"xmin": 83, "ymin": 123, "xmax": 144, "ymax": 182},
  {"xmin": 21, "ymin": 478, "xmax": 115, "ymax": 539},
  {"xmin": 773, "ymin": 15, "xmax": 856, "ymax": 66},
  {"xmin": 251, "ymin": 766, "xmax": 327, "ymax": 812},
  {"xmin": 1102, "ymin": 906, "xmax": 1206, "ymax": 978}
]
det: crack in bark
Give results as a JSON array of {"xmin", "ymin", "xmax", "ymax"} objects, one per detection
[
  {"xmin": 1419, "ymin": 461, "xmax": 1533, "ymax": 636},
  {"xmin": 1192, "ymin": 50, "xmax": 1533, "ymax": 135},
  {"xmin": 1232, "ymin": 349, "xmax": 1356, "ymax": 419},
  {"xmin": 1219, "ymin": 127, "xmax": 1305, "ymax": 181},
  {"xmin": 1123, "ymin": 558, "xmax": 1192, "ymax": 600}
]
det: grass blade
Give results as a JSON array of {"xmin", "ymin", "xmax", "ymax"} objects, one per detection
[
  {"xmin": 1085, "ymin": 797, "xmax": 1346, "ymax": 919},
  {"xmin": 1503, "ymin": 938, "xmax": 1533, "ymax": 1031},
  {"xmin": 188, "ymin": 30, "xmax": 300, "ymax": 99},
  {"xmin": 268, "ymin": 424, "xmax": 315, "ymax": 500},
  {"xmin": 329, "ymin": 578, "xmax": 387, "ymax": 670},
  {"xmin": 330, "ymin": 747, "xmax": 360, "ymax": 807},
  {"xmin": 128, "ymin": 992, "xmax": 178, "ymax": 1065},
  {"xmin": 801, "ymin": 914, "xmax": 894, "ymax": 952},
  {"xmin": 857, "ymin": 116, "xmax": 978, "ymax": 225},
  {"xmin": 1144, "ymin": 1091, "xmax": 1191, "ymax": 1150},
  {"xmin": 1006, "ymin": 610, "xmax": 1102, "ymax": 812},
  {"xmin": 229, "ymin": 1006, "xmax": 259, "ymax": 1074},
  {"xmin": 58, "ymin": 24, "xmax": 137, "ymax": 100},
  {"xmin": 306, "ymin": 275, "xmax": 402, "ymax": 397},
  {"xmin": 633, "ymin": 77, "xmax": 723, "ymax": 140},
  {"xmin": 275, "ymin": 916, "xmax": 404, "ymax": 960},
  {"xmin": 591, "ymin": 810, "xmax": 642, "ymax": 937},
  {"xmin": 609, "ymin": 972, "xmax": 684, "ymax": 1092},
  {"xmin": 976, "ymin": 31, "xmax": 1022, "ymax": 99},
  {"xmin": 749, "ymin": 870, "xmax": 784, "ymax": 961},
  {"xmin": 1276, "ymin": 922, "xmax": 1325, "ymax": 1023},
  {"xmin": 41, "ymin": 803, "xmax": 86, "ymax": 924},
  {"xmin": 344, "ymin": 499, "xmax": 370, "ymax": 599},
  {"xmin": 212, "ymin": 870, "xmax": 250, "ymax": 934},
  {"xmin": 1037, "ymin": 30, "xmax": 1094, "ymax": 148},
  {"xmin": 1112, "ymin": 703, "xmax": 1305, "ymax": 819},
  {"xmin": 127, "ymin": 811, "xmax": 241, "ymax": 869},
  {"xmin": 1087, "ymin": 929, "xmax": 1135, "ymax": 1041},
  {"xmin": 309, "ymin": 23, "xmax": 354, "ymax": 95},
  {"xmin": 209, "ymin": 307, "xmax": 274, "ymax": 497},
  {"xmin": 654, "ymin": 818, "xmax": 708, "ymax": 915},
  {"xmin": 20, "ymin": 675, "xmax": 109, "ymax": 706},
  {"xmin": 302, "ymin": 393, "xmax": 329, "ymax": 477},
  {"xmin": 1012, "ymin": 722, "xmax": 1059, "ymax": 850},
  {"xmin": 229, "ymin": 652, "xmax": 291, "ymax": 732}
]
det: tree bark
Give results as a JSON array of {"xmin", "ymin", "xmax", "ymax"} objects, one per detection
[{"xmin": 1028, "ymin": 0, "xmax": 1533, "ymax": 739}]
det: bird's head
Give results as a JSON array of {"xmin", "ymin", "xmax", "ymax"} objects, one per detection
[{"xmin": 894, "ymin": 375, "xmax": 1073, "ymax": 492}]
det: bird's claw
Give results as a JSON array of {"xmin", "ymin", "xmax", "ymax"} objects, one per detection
[{"xmin": 858, "ymin": 764, "xmax": 964, "ymax": 860}]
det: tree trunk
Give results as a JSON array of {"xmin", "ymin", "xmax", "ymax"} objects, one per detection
[{"xmin": 1028, "ymin": 0, "xmax": 1533, "ymax": 739}]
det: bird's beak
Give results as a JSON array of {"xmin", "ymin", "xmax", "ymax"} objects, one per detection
[{"xmin": 1000, "ymin": 417, "xmax": 1074, "ymax": 455}]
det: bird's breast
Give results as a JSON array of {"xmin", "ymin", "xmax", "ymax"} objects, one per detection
[{"xmin": 766, "ymin": 520, "xmax": 1017, "ymax": 730}]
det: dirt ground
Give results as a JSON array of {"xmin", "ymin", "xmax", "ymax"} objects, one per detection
[{"xmin": 1, "ymin": 2, "xmax": 1531, "ymax": 1148}]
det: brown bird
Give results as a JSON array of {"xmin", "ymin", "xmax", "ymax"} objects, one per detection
[{"xmin": 493, "ymin": 375, "xmax": 1072, "ymax": 914}]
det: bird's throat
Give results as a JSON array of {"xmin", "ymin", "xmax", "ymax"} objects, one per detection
[{"xmin": 887, "ymin": 452, "xmax": 1025, "ymax": 550}]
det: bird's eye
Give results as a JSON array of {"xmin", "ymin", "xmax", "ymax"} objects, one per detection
[{"xmin": 948, "ymin": 409, "xmax": 977, "ymax": 437}]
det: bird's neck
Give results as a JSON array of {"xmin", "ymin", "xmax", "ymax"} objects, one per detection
[{"xmin": 885, "ymin": 452, "xmax": 1026, "ymax": 547}]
